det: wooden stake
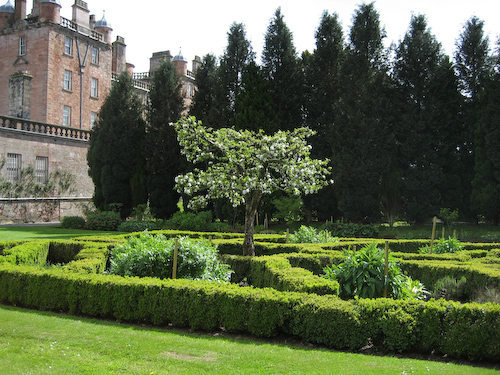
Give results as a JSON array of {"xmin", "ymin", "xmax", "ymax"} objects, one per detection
[
  {"xmin": 383, "ymin": 241, "xmax": 389, "ymax": 298},
  {"xmin": 172, "ymin": 238, "xmax": 179, "ymax": 279},
  {"xmin": 430, "ymin": 217, "xmax": 437, "ymax": 255},
  {"xmin": 453, "ymin": 229, "xmax": 457, "ymax": 239},
  {"xmin": 442, "ymin": 227, "xmax": 445, "ymax": 239},
  {"xmin": 286, "ymin": 228, "xmax": 289, "ymax": 244}
]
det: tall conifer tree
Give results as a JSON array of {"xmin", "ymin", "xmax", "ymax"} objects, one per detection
[
  {"xmin": 145, "ymin": 60, "xmax": 185, "ymax": 219},
  {"xmin": 262, "ymin": 7, "xmax": 304, "ymax": 131},
  {"xmin": 87, "ymin": 71, "xmax": 147, "ymax": 219}
]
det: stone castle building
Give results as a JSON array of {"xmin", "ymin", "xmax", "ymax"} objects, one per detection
[{"xmin": 0, "ymin": 0, "xmax": 198, "ymax": 222}]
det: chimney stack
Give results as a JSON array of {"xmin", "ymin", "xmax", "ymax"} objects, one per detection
[{"xmin": 14, "ymin": 0, "xmax": 26, "ymax": 21}]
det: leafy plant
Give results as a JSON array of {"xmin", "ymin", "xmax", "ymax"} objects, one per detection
[
  {"xmin": 419, "ymin": 236, "xmax": 464, "ymax": 254},
  {"xmin": 431, "ymin": 276, "xmax": 468, "ymax": 302},
  {"xmin": 323, "ymin": 243, "xmax": 426, "ymax": 300},
  {"xmin": 289, "ymin": 225, "xmax": 338, "ymax": 243},
  {"xmin": 109, "ymin": 232, "xmax": 231, "ymax": 282},
  {"xmin": 439, "ymin": 208, "xmax": 459, "ymax": 229}
]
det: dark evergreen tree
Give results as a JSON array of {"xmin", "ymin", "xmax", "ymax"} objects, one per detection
[
  {"xmin": 455, "ymin": 16, "xmax": 493, "ymax": 220},
  {"xmin": 303, "ymin": 11, "xmax": 345, "ymax": 221},
  {"xmin": 234, "ymin": 61, "xmax": 278, "ymax": 133},
  {"xmin": 87, "ymin": 71, "xmax": 147, "ymax": 219},
  {"xmin": 145, "ymin": 60, "xmax": 185, "ymax": 219},
  {"xmin": 471, "ymin": 42, "xmax": 500, "ymax": 223},
  {"xmin": 393, "ymin": 15, "xmax": 462, "ymax": 223},
  {"xmin": 329, "ymin": 3, "xmax": 394, "ymax": 223},
  {"xmin": 262, "ymin": 7, "xmax": 304, "ymax": 131},
  {"xmin": 189, "ymin": 53, "xmax": 220, "ymax": 127},
  {"xmin": 218, "ymin": 22, "xmax": 255, "ymax": 128}
]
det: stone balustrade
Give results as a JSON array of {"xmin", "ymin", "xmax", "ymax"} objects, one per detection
[{"xmin": 0, "ymin": 114, "xmax": 90, "ymax": 141}]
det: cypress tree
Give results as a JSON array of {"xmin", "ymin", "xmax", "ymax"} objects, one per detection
[
  {"xmin": 145, "ymin": 60, "xmax": 185, "ymax": 219},
  {"xmin": 87, "ymin": 71, "xmax": 147, "ymax": 219},
  {"xmin": 262, "ymin": 7, "xmax": 304, "ymax": 131}
]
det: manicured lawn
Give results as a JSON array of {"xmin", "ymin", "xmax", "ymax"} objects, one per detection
[
  {"xmin": 0, "ymin": 225, "xmax": 124, "ymax": 241},
  {"xmin": 1, "ymin": 304, "xmax": 498, "ymax": 375}
]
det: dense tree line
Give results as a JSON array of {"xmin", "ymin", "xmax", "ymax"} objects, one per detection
[
  {"xmin": 90, "ymin": 3, "xmax": 500, "ymax": 225},
  {"xmin": 190, "ymin": 3, "xmax": 500, "ymax": 225}
]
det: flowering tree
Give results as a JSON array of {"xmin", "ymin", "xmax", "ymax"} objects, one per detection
[{"xmin": 172, "ymin": 117, "xmax": 330, "ymax": 256}]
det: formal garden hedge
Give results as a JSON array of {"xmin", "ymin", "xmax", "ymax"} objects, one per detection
[{"xmin": 0, "ymin": 230, "xmax": 499, "ymax": 362}]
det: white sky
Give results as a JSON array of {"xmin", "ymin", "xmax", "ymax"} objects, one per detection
[{"xmin": 55, "ymin": 0, "xmax": 500, "ymax": 73}]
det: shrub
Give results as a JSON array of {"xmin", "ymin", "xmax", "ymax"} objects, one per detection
[
  {"xmin": 431, "ymin": 276, "xmax": 469, "ymax": 302},
  {"xmin": 85, "ymin": 210, "xmax": 121, "ymax": 231},
  {"xmin": 323, "ymin": 243, "xmax": 427, "ymax": 300},
  {"xmin": 325, "ymin": 222, "xmax": 379, "ymax": 238},
  {"xmin": 164, "ymin": 211, "xmax": 212, "ymax": 231},
  {"xmin": 117, "ymin": 220, "xmax": 161, "ymax": 232},
  {"xmin": 289, "ymin": 225, "xmax": 338, "ymax": 244},
  {"xmin": 419, "ymin": 237, "xmax": 464, "ymax": 254},
  {"xmin": 61, "ymin": 216, "xmax": 86, "ymax": 229},
  {"xmin": 109, "ymin": 232, "xmax": 231, "ymax": 282}
]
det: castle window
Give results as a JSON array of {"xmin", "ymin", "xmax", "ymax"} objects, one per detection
[
  {"xmin": 91, "ymin": 47, "xmax": 99, "ymax": 65},
  {"xmin": 64, "ymin": 37, "xmax": 73, "ymax": 55},
  {"xmin": 63, "ymin": 70, "xmax": 72, "ymax": 91},
  {"xmin": 91, "ymin": 78, "xmax": 98, "ymax": 98},
  {"xmin": 35, "ymin": 156, "xmax": 49, "ymax": 184},
  {"xmin": 6, "ymin": 153, "xmax": 22, "ymax": 182},
  {"xmin": 63, "ymin": 106, "xmax": 71, "ymax": 126},
  {"xmin": 19, "ymin": 36, "xmax": 26, "ymax": 56},
  {"xmin": 90, "ymin": 112, "xmax": 98, "ymax": 128}
]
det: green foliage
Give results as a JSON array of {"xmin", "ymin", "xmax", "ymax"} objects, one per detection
[
  {"xmin": 84, "ymin": 210, "xmax": 121, "ymax": 231},
  {"xmin": 145, "ymin": 60, "xmax": 185, "ymax": 219},
  {"xmin": 325, "ymin": 222, "xmax": 379, "ymax": 238},
  {"xmin": 419, "ymin": 237, "xmax": 464, "ymax": 254},
  {"xmin": 116, "ymin": 221, "xmax": 161, "ymax": 233},
  {"xmin": 439, "ymin": 208, "xmax": 459, "ymax": 228},
  {"xmin": 87, "ymin": 71, "xmax": 147, "ymax": 219},
  {"xmin": 431, "ymin": 276, "xmax": 469, "ymax": 302},
  {"xmin": 262, "ymin": 7, "xmax": 303, "ymax": 131},
  {"xmin": 323, "ymin": 243, "xmax": 426, "ymax": 300},
  {"xmin": 0, "ymin": 240, "xmax": 49, "ymax": 266},
  {"xmin": 272, "ymin": 195, "xmax": 303, "ymax": 223},
  {"xmin": 172, "ymin": 117, "xmax": 330, "ymax": 256},
  {"xmin": 289, "ymin": 225, "xmax": 337, "ymax": 244},
  {"xmin": 61, "ymin": 216, "xmax": 85, "ymax": 229},
  {"xmin": 109, "ymin": 233, "xmax": 231, "ymax": 282},
  {"xmin": 164, "ymin": 210, "xmax": 231, "ymax": 232}
]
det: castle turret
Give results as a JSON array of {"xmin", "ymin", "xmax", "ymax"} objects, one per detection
[
  {"xmin": 0, "ymin": 0, "xmax": 14, "ymax": 29},
  {"xmin": 39, "ymin": 0, "xmax": 61, "ymax": 23},
  {"xmin": 94, "ymin": 11, "xmax": 112, "ymax": 44},
  {"xmin": 173, "ymin": 49, "xmax": 187, "ymax": 76}
]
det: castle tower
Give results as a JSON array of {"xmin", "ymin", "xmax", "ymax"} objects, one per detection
[
  {"xmin": 173, "ymin": 49, "xmax": 187, "ymax": 76},
  {"xmin": 38, "ymin": 0, "xmax": 61, "ymax": 23},
  {"xmin": 0, "ymin": 0, "xmax": 14, "ymax": 29},
  {"xmin": 94, "ymin": 11, "xmax": 112, "ymax": 44}
]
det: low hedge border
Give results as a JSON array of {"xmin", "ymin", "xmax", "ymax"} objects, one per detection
[
  {"xmin": 225, "ymin": 254, "xmax": 339, "ymax": 295},
  {"xmin": 0, "ymin": 264, "xmax": 499, "ymax": 361},
  {"xmin": 0, "ymin": 240, "xmax": 49, "ymax": 266}
]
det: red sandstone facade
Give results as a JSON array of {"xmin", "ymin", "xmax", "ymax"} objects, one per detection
[{"xmin": 0, "ymin": 0, "xmax": 122, "ymax": 130}]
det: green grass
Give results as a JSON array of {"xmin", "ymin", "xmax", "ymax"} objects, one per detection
[
  {"xmin": 0, "ymin": 225, "xmax": 124, "ymax": 241},
  {"xmin": 1, "ymin": 304, "xmax": 498, "ymax": 375}
]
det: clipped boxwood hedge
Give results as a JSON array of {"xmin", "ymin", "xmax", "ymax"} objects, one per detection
[{"xmin": 1, "ymin": 233, "xmax": 500, "ymax": 362}]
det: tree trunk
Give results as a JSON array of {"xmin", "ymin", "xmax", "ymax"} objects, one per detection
[{"xmin": 243, "ymin": 190, "xmax": 262, "ymax": 256}]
